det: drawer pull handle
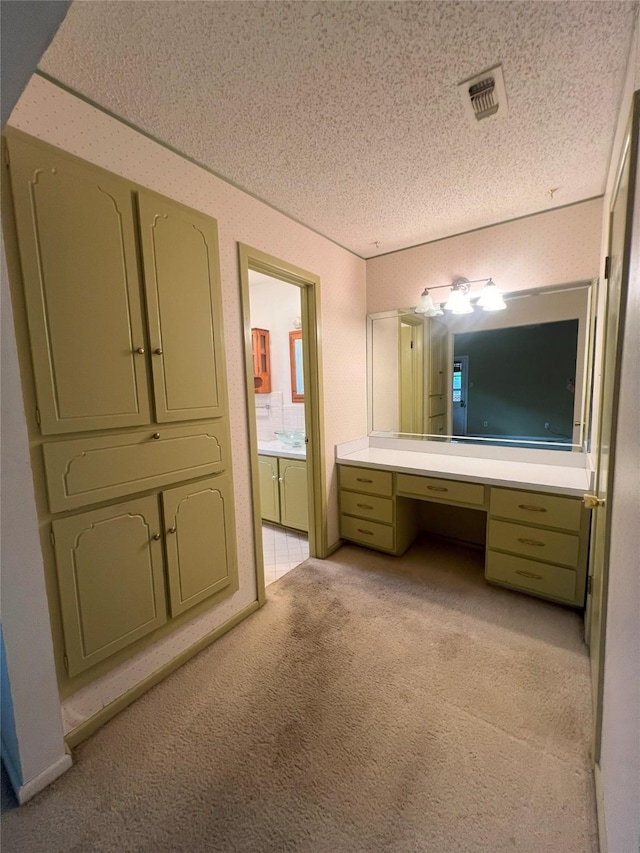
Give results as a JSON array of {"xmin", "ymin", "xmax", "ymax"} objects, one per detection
[
  {"xmin": 152, "ymin": 433, "xmax": 161, "ymax": 440},
  {"xmin": 515, "ymin": 569, "xmax": 544, "ymax": 580},
  {"xmin": 517, "ymin": 538, "xmax": 545, "ymax": 547},
  {"xmin": 356, "ymin": 503, "xmax": 374, "ymax": 510},
  {"xmin": 518, "ymin": 504, "xmax": 546, "ymax": 513},
  {"xmin": 357, "ymin": 528, "xmax": 374, "ymax": 536},
  {"xmin": 427, "ymin": 485, "xmax": 448, "ymax": 492},
  {"xmin": 356, "ymin": 478, "xmax": 373, "ymax": 483}
]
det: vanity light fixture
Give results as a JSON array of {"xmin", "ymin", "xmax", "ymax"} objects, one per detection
[
  {"xmin": 444, "ymin": 280, "xmax": 474, "ymax": 314},
  {"xmin": 476, "ymin": 278, "xmax": 507, "ymax": 311},
  {"xmin": 415, "ymin": 288, "xmax": 444, "ymax": 316},
  {"xmin": 416, "ymin": 277, "xmax": 506, "ymax": 315}
]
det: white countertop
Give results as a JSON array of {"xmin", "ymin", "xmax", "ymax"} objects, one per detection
[
  {"xmin": 258, "ymin": 439, "xmax": 306, "ymax": 460},
  {"xmin": 336, "ymin": 442, "xmax": 593, "ymax": 498}
]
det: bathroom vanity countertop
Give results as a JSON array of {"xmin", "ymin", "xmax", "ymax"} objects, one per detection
[
  {"xmin": 335, "ymin": 443, "xmax": 593, "ymax": 498},
  {"xmin": 258, "ymin": 440, "xmax": 306, "ymax": 460}
]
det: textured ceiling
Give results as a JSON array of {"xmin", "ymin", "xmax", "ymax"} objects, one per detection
[{"xmin": 39, "ymin": 1, "xmax": 637, "ymax": 258}]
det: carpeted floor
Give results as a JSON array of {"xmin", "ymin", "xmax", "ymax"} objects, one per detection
[{"xmin": 1, "ymin": 538, "xmax": 598, "ymax": 853}]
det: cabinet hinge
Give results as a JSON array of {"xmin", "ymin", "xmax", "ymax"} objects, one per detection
[
  {"xmin": 410, "ymin": 340, "xmax": 414, "ymax": 349},
  {"xmin": 3, "ymin": 147, "xmax": 9, "ymax": 167},
  {"xmin": 63, "ymin": 655, "xmax": 69, "ymax": 673},
  {"xmin": 35, "ymin": 407, "xmax": 41, "ymax": 425},
  {"xmin": 587, "ymin": 575, "xmax": 592, "ymax": 595},
  {"xmin": 50, "ymin": 527, "xmax": 55, "ymax": 547},
  {"xmin": 604, "ymin": 256, "xmax": 611, "ymax": 280}
]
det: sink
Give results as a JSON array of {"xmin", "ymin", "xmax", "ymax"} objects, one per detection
[{"xmin": 274, "ymin": 429, "xmax": 305, "ymax": 447}]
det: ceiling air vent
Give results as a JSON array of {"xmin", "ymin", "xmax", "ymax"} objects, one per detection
[{"xmin": 458, "ymin": 65, "xmax": 508, "ymax": 124}]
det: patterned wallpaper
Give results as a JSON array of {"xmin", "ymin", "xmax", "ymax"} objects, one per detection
[
  {"xmin": 366, "ymin": 199, "xmax": 603, "ymax": 314},
  {"xmin": 8, "ymin": 76, "xmax": 367, "ymax": 732}
]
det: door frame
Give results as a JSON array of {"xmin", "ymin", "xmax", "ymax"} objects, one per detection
[
  {"xmin": 587, "ymin": 92, "xmax": 639, "ymax": 763},
  {"xmin": 238, "ymin": 244, "xmax": 327, "ymax": 606}
]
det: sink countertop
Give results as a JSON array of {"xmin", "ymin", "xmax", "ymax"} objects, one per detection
[{"xmin": 258, "ymin": 439, "xmax": 306, "ymax": 460}]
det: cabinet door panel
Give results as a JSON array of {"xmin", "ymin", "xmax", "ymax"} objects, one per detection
[
  {"xmin": 279, "ymin": 458, "xmax": 308, "ymax": 532},
  {"xmin": 7, "ymin": 132, "xmax": 151, "ymax": 434},
  {"xmin": 258, "ymin": 455, "xmax": 280, "ymax": 522},
  {"xmin": 52, "ymin": 497, "xmax": 166, "ymax": 677},
  {"xmin": 163, "ymin": 475, "xmax": 237, "ymax": 616},
  {"xmin": 138, "ymin": 192, "xmax": 226, "ymax": 422}
]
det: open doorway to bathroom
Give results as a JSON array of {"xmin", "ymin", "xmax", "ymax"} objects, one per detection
[
  {"xmin": 249, "ymin": 271, "xmax": 310, "ymax": 586},
  {"xmin": 238, "ymin": 244, "xmax": 326, "ymax": 606}
]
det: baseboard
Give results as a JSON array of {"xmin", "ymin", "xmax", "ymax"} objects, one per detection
[
  {"xmin": 2, "ymin": 745, "xmax": 72, "ymax": 805},
  {"xmin": 594, "ymin": 761, "xmax": 607, "ymax": 853},
  {"xmin": 324, "ymin": 538, "xmax": 344, "ymax": 557},
  {"xmin": 65, "ymin": 599, "xmax": 260, "ymax": 749}
]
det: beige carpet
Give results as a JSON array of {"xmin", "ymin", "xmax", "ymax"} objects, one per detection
[{"xmin": 1, "ymin": 538, "xmax": 597, "ymax": 853}]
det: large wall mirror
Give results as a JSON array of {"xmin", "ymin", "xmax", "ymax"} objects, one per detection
[{"xmin": 367, "ymin": 280, "xmax": 596, "ymax": 452}]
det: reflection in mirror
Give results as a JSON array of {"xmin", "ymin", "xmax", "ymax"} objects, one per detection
[
  {"xmin": 289, "ymin": 330, "xmax": 304, "ymax": 402},
  {"xmin": 368, "ymin": 281, "xmax": 595, "ymax": 452}
]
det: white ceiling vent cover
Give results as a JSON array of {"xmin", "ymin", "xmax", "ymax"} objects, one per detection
[{"xmin": 458, "ymin": 65, "xmax": 508, "ymax": 123}]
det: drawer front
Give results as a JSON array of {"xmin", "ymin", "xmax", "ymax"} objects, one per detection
[
  {"xmin": 428, "ymin": 394, "xmax": 446, "ymax": 417},
  {"xmin": 488, "ymin": 520, "xmax": 580, "ymax": 568},
  {"xmin": 340, "ymin": 465, "xmax": 393, "ymax": 497},
  {"xmin": 397, "ymin": 473, "xmax": 485, "ymax": 506},
  {"xmin": 341, "ymin": 515, "xmax": 394, "ymax": 551},
  {"xmin": 340, "ymin": 490, "xmax": 393, "ymax": 524},
  {"xmin": 486, "ymin": 551, "xmax": 577, "ymax": 603},
  {"xmin": 490, "ymin": 488, "xmax": 582, "ymax": 532},
  {"xmin": 44, "ymin": 422, "xmax": 229, "ymax": 513}
]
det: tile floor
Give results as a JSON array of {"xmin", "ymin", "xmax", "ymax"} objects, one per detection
[{"xmin": 262, "ymin": 522, "xmax": 309, "ymax": 586}]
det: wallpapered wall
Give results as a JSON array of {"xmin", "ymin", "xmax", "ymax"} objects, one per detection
[
  {"xmin": 366, "ymin": 198, "xmax": 602, "ymax": 314},
  {"xmin": 7, "ymin": 75, "xmax": 367, "ymax": 732}
]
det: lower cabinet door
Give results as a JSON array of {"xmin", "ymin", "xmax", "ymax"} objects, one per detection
[
  {"xmin": 258, "ymin": 455, "xmax": 280, "ymax": 522},
  {"xmin": 52, "ymin": 496, "xmax": 167, "ymax": 678},
  {"xmin": 162, "ymin": 475, "xmax": 237, "ymax": 616},
  {"xmin": 279, "ymin": 458, "xmax": 308, "ymax": 532}
]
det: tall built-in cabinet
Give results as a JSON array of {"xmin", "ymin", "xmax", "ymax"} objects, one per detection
[{"xmin": 4, "ymin": 129, "xmax": 238, "ymax": 687}]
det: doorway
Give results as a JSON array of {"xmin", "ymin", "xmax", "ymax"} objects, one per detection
[
  {"xmin": 398, "ymin": 315, "xmax": 424, "ymax": 434},
  {"xmin": 452, "ymin": 356, "xmax": 469, "ymax": 435},
  {"xmin": 238, "ymin": 245, "xmax": 326, "ymax": 606}
]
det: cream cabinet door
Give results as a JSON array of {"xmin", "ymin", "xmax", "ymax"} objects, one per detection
[
  {"xmin": 137, "ymin": 191, "xmax": 227, "ymax": 422},
  {"xmin": 428, "ymin": 319, "xmax": 448, "ymax": 396},
  {"xmin": 162, "ymin": 475, "xmax": 237, "ymax": 617},
  {"xmin": 52, "ymin": 496, "xmax": 167, "ymax": 677},
  {"xmin": 258, "ymin": 455, "xmax": 280, "ymax": 523},
  {"xmin": 7, "ymin": 132, "xmax": 151, "ymax": 435},
  {"xmin": 278, "ymin": 458, "xmax": 308, "ymax": 532}
]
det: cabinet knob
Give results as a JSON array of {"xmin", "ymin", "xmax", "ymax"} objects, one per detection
[
  {"xmin": 152, "ymin": 533, "xmax": 161, "ymax": 541},
  {"xmin": 154, "ymin": 348, "xmax": 163, "ymax": 355},
  {"xmin": 152, "ymin": 432, "xmax": 161, "ymax": 440},
  {"xmin": 278, "ymin": 477, "xmax": 284, "ymax": 483},
  {"xmin": 271, "ymin": 475, "xmax": 277, "ymax": 480},
  {"xmin": 135, "ymin": 347, "xmax": 145, "ymax": 354},
  {"xmin": 168, "ymin": 527, "xmax": 176, "ymax": 534}
]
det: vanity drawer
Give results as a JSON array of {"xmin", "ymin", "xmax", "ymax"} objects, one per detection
[
  {"xmin": 488, "ymin": 520, "xmax": 580, "ymax": 568},
  {"xmin": 340, "ymin": 490, "xmax": 393, "ymax": 524},
  {"xmin": 428, "ymin": 394, "xmax": 446, "ymax": 417},
  {"xmin": 486, "ymin": 551, "xmax": 577, "ymax": 603},
  {"xmin": 43, "ymin": 422, "xmax": 228, "ymax": 513},
  {"xmin": 340, "ymin": 465, "xmax": 393, "ymax": 497},
  {"xmin": 397, "ymin": 473, "xmax": 485, "ymax": 506},
  {"xmin": 490, "ymin": 488, "xmax": 582, "ymax": 532},
  {"xmin": 341, "ymin": 515, "xmax": 394, "ymax": 551}
]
